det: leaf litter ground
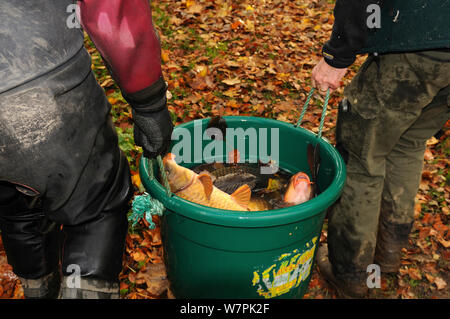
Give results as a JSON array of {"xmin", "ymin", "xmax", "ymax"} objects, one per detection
[{"xmin": 0, "ymin": 0, "xmax": 448, "ymax": 299}]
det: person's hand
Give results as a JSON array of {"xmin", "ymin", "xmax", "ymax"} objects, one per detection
[
  {"xmin": 132, "ymin": 107, "xmax": 173, "ymax": 159},
  {"xmin": 311, "ymin": 58, "xmax": 347, "ymax": 95},
  {"xmin": 123, "ymin": 77, "xmax": 173, "ymax": 159}
]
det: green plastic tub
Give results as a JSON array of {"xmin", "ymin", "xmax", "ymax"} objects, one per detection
[{"xmin": 139, "ymin": 116, "xmax": 346, "ymax": 299}]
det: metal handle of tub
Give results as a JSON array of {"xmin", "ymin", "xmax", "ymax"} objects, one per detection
[
  {"xmin": 129, "ymin": 155, "xmax": 172, "ymax": 229},
  {"xmin": 295, "ymin": 88, "xmax": 330, "ymax": 139}
]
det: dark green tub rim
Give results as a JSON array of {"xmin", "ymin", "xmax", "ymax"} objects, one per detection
[{"xmin": 139, "ymin": 116, "xmax": 346, "ymax": 228}]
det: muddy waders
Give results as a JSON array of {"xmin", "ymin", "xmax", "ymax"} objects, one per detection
[{"xmin": 0, "ymin": 1, "xmax": 133, "ymax": 298}]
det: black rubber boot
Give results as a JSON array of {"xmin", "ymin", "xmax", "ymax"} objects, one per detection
[
  {"xmin": 316, "ymin": 244, "xmax": 368, "ymax": 299},
  {"xmin": 18, "ymin": 271, "xmax": 61, "ymax": 299},
  {"xmin": 0, "ymin": 182, "xmax": 62, "ymax": 299},
  {"xmin": 374, "ymin": 209, "xmax": 413, "ymax": 274},
  {"xmin": 59, "ymin": 277, "xmax": 120, "ymax": 299}
]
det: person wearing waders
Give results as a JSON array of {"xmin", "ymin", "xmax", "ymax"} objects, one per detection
[
  {"xmin": 0, "ymin": 0, "xmax": 173, "ymax": 298},
  {"xmin": 310, "ymin": 0, "xmax": 450, "ymax": 298}
]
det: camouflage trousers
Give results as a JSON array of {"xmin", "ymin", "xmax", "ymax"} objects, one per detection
[{"xmin": 328, "ymin": 50, "xmax": 450, "ymax": 285}]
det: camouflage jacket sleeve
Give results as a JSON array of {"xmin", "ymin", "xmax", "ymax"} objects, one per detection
[{"xmin": 322, "ymin": 0, "xmax": 376, "ymax": 68}]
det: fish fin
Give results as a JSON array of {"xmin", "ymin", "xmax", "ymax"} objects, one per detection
[
  {"xmin": 198, "ymin": 173, "xmax": 214, "ymax": 200},
  {"xmin": 230, "ymin": 184, "xmax": 251, "ymax": 209},
  {"xmin": 199, "ymin": 170, "xmax": 216, "ymax": 182}
]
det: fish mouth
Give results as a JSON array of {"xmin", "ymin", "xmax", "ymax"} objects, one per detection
[
  {"xmin": 292, "ymin": 173, "xmax": 311, "ymax": 187},
  {"xmin": 163, "ymin": 152, "xmax": 176, "ymax": 163}
]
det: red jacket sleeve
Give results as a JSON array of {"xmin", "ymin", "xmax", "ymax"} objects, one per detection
[{"xmin": 78, "ymin": 0, "xmax": 162, "ymax": 94}]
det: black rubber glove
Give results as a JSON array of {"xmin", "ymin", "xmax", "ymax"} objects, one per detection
[{"xmin": 122, "ymin": 77, "xmax": 173, "ymax": 158}]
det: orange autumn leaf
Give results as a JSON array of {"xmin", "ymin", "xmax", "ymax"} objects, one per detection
[
  {"xmin": 434, "ymin": 277, "xmax": 447, "ymax": 290},
  {"xmin": 423, "ymin": 148, "xmax": 434, "ymax": 161},
  {"xmin": 131, "ymin": 250, "xmax": 147, "ymax": 263},
  {"xmin": 131, "ymin": 173, "xmax": 142, "ymax": 189},
  {"xmin": 231, "ymin": 20, "xmax": 243, "ymax": 30}
]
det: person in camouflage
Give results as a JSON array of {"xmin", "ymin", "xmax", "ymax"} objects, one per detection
[{"xmin": 311, "ymin": 0, "xmax": 450, "ymax": 298}]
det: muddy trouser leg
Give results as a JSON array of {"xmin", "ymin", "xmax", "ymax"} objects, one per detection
[
  {"xmin": 56, "ymin": 118, "xmax": 133, "ymax": 299},
  {"xmin": 375, "ymin": 85, "xmax": 450, "ymax": 273},
  {"xmin": 328, "ymin": 51, "xmax": 450, "ymax": 288},
  {"xmin": 0, "ymin": 184, "xmax": 61, "ymax": 299},
  {"xmin": 0, "ymin": 119, "xmax": 132, "ymax": 299},
  {"xmin": 0, "ymin": 71, "xmax": 133, "ymax": 298}
]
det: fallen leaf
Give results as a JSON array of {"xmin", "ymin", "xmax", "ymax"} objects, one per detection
[
  {"xmin": 432, "ymin": 217, "xmax": 448, "ymax": 233},
  {"xmin": 414, "ymin": 202, "xmax": 422, "ymax": 218},
  {"xmin": 190, "ymin": 75, "xmax": 215, "ymax": 90},
  {"xmin": 423, "ymin": 262, "xmax": 438, "ymax": 274},
  {"xmin": 136, "ymin": 263, "xmax": 170, "ymax": 296},
  {"xmin": 419, "ymin": 180, "xmax": 429, "ymax": 191},
  {"xmin": 131, "ymin": 250, "xmax": 147, "ymax": 263},
  {"xmin": 186, "ymin": 3, "xmax": 203, "ymax": 14},
  {"xmin": 161, "ymin": 50, "xmax": 170, "ymax": 63},
  {"xmin": 419, "ymin": 226, "xmax": 432, "ymax": 239},
  {"xmin": 131, "ymin": 173, "xmax": 142, "ymax": 189},
  {"xmin": 276, "ymin": 113, "xmax": 288, "ymax": 122},
  {"xmin": 245, "ymin": 19, "xmax": 255, "ymax": 32},
  {"xmin": 425, "ymin": 273, "xmax": 435, "ymax": 284},
  {"xmin": 231, "ymin": 20, "xmax": 243, "ymax": 30},
  {"xmin": 423, "ymin": 148, "xmax": 434, "ymax": 161},
  {"xmin": 150, "ymin": 230, "xmax": 162, "ymax": 246},
  {"xmin": 421, "ymin": 213, "xmax": 433, "ymax": 225},
  {"xmin": 408, "ymin": 267, "xmax": 422, "ymax": 280},
  {"xmin": 436, "ymin": 234, "xmax": 450, "ymax": 248},
  {"xmin": 274, "ymin": 100, "xmax": 294, "ymax": 112},
  {"xmin": 222, "ymin": 78, "xmax": 241, "ymax": 86},
  {"xmin": 442, "ymin": 250, "xmax": 450, "ymax": 260},
  {"xmin": 100, "ymin": 78, "xmax": 114, "ymax": 88},
  {"xmin": 120, "ymin": 281, "xmax": 129, "ymax": 291},
  {"xmin": 426, "ymin": 136, "xmax": 439, "ymax": 146},
  {"xmin": 225, "ymin": 60, "xmax": 240, "ymax": 67},
  {"xmin": 195, "ymin": 65, "xmax": 208, "ymax": 77},
  {"xmin": 434, "ymin": 277, "xmax": 447, "ymax": 290},
  {"xmin": 108, "ymin": 97, "xmax": 118, "ymax": 105}
]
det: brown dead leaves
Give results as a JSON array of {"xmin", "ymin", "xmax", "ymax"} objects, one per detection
[
  {"xmin": 119, "ymin": 217, "xmax": 169, "ymax": 299},
  {"xmin": 397, "ymin": 126, "xmax": 450, "ymax": 299},
  {"xmin": 0, "ymin": 238, "xmax": 23, "ymax": 299},
  {"xmin": 156, "ymin": 0, "xmax": 342, "ymax": 136}
]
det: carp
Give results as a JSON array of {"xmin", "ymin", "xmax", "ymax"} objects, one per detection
[
  {"xmin": 283, "ymin": 172, "xmax": 313, "ymax": 206},
  {"xmin": 163, "ymin": 153, "xmax": 252, "ymax": 211}
]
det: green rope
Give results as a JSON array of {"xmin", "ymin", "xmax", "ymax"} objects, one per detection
[
  {"xmin": 148, "ymin": 158, "xmax": 155, "ymax": 180},
  {"xmin": 317, "ymin": 89, "xmax": 330, "ymax": 139},
  {"xmin": 129, "ymin": 155, "xmax": 172, "ymax": 230},
  {"xmin": 130, "ymin": 192, "xmax": 165, "ymax": 229},
  {"xmin": 157, "ymin": 155, "xmax": 172, "ymax": 197},
  {"xmin": 146, "ymin": 156, "xmax": 171, "ymax": 196},
  {"xmin": 295, "ymin": 88, "xmax": 315, "ymax": 128},
  {"xmin": 295, "ymin": 88, "xmax": 330, "ymax": 139}
]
